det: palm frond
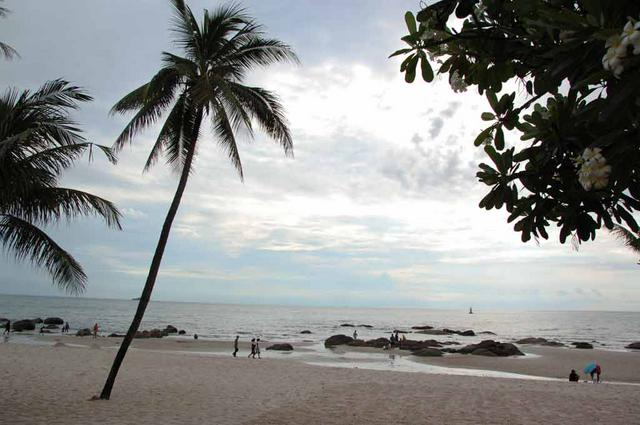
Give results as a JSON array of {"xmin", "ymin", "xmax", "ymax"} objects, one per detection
[
  {"xmin": 6, "ymin": 187, "xmax": 122, "ymax": 230},
  {"xmin": 144, "ymin": 91, "xmax": 188, "ymax": 172},
  {"xmin": 226, "ymin": 83, "xmax": 294, "ymax": 156},
  {"xmin": 0, "ymin": 41, "xmax": 18, "ymax": 60},
  {"xmin": 211, "ymin": 99, "xmax": 243, "ymax": 180},
  {"xmin": 111, "ymin": 68, "xmax": 180, "ymax": 152},
  {"xmin": 611, "ymin": 224, "xmax": 640, "ymax": 255},
  {"xmin": 0, "ymin": 214, "xmax": 86, "ymax": 293}
]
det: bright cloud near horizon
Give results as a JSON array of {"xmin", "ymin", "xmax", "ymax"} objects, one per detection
[{"xmin": 1, "ymin": 0, "xmax": 638, "ymax": 310}]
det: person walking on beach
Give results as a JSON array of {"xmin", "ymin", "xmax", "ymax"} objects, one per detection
[
  {"xmin": 255, "ymin": 338, "xmax": 261, "ymax": 359},
  {"xmin": 233, "ymin": 335, "xmax": 239, "ymax": 357},
  {"xmin": 92, "ymin": 323, "xmax": 99, "ymax": 338},
  {"xmin": 63, "ymin": 322, "xmax": 70, "ymax": 333},
  {"xmin": 249, "ymin": 338, "xmax": 256, "ymax": 358},
  {"xmin": 3, "ymin": 320, "xmax": 10, "ymax": 335}
]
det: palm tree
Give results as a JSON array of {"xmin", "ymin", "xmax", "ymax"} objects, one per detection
[
  {"xmin": 611, "ymin": 224, "xmax": 640, "ymax": 265},
  {"xmin": 0, "ymin": 1, "xmax": 19, "ymax": 59},
  {"xmin": 98, "ymin": 0, "xmax": 297, "ymax": 399},
  {"xmin": 0, "ymin": 80, "xmax": 122, "ymax": 293}
]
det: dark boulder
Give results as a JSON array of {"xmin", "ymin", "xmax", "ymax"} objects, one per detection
[
  {"xmin": 266, "ymin": 343, "xmax": 294, "ymax": 351},
  {"xmin": 459, "ymin": 340, "xmax": 524, "ymax": 356},
  {"xmin": 515, "ymin": 337, "xmax": 565, "ymax": 347},
  {"xmin": 76, "ymin": 328, "xmax": 92, "ymax": 337},
  {"xmin": 411, "ymin": 325, "xmax": 433, "ymax": 330},
  {"xmin": 542, "ymin": 341, "xmax": 565, "ymax": 347},
  {"xmin": 415, "ymin": 329, "xmax": 449, "ymax": 335},
  {"xmin": 33, "ymin": 318, "xmax": 43, "ymax": 324},
  {"xmin": 399, "ymin": 339, "xmax": 442, "ymax": 351},
  {"xmin": 300, "ymin": 330, "xmax": 312, "ymax": 334},
  {"xmin": 349, "ymin": 338, "xmax": 390, "ymax": 348},
  {"xmin": 459, "ymin": 330, "xmax": 475, "ymax": 336},
  {"xmin": 0, "ymin": 318, "xmax": 7, "ymax": 324},
  {"xmin": 149, "ymin": 329, "xmax": 165, "ymax": 338},
  {"xmin": 12, "ymin": 320, "xmax": 36, "ymax": 332},
  {"xmin": 412, "ymin": 348, "xmax": 443, "ymax": 357},
  {"xmin": 626, "ymin": 342, "xmax": 640, "ymax": 349},
  {"xmin": 340, "ymin": 323, "xmax": 355, "ymax": 327},
  {"xmin": 108, "ymin": 333, "xmax": 125, "ymax": 337},
  {"xmin": 164, "ymin": 325, "xmax": 178, "ymax": 334},
  {"xmin": 442, "ymin": 328, "xmax": 459, "ymax": 335},
  {"xmin": 135, "ymin": 330, "xmax": 150, "ymax": 338},
  {"xmin": 358, "ymin": 324, "xmax": 373, "ymax": 328},
  {"xmin": 515, "ymin": 337, "xmax": 548, "ymax": 345},
  {"xmin": 178, "ymin": 330, "xmax": 186, "ymax": 335},
  {"xmin": 44, "ymin": 324, "xmax": 59, "ymax": 330},
  {"xmin": 571, "ymin": 342, "xmax": 593, "ymax": 349},
  {"xmin": 324, "ymin": 334, "xmax": 354, "ymax": 347},
  {"xmin": 44, "ymin": 317, "xmax": 64, "ymax": 325}
]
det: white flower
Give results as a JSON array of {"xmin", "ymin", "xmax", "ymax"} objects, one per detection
[
  {"xmin": 577, "ymin": 147, "xmax": 612, "ymax": 191},
  {"xmin": 602, "ymin": 35, "xmax": 627, "ymax": 77},
  {"xmin": 449, "ymin": 70, "xmax": 468, "ymax": 93},
  {"xmin": 621, "ymin": 19, "xmax": 640, "ymax": 55}
]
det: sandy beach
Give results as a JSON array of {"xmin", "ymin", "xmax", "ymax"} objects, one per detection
[{"xmin": 1, "ymin": 337, "xmax": 639, "ymax": 424}]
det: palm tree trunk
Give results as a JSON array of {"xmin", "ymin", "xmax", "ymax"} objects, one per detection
[{"xmin": 98, "ymin": 139, "xmax": 198, "ymax": 400}]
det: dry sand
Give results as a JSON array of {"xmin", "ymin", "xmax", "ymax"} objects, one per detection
[{"xmin": 1, "ymin": 340, "xmax": 639, "ymax": 424}]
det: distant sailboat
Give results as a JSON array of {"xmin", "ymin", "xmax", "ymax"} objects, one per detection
[
  {"xmin": 469, "ymin": 307, "xmax": 473, "ymax": 314},
  {"xmin": 131, "ymin": 297, "xmax": 141, "ymax": 301}
]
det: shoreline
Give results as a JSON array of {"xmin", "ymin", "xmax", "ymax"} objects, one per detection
[
  {"xmin": 6, "ymin": 333, "xmax": 640, "ymax": 384},
  {"xmin": 1, "ymin": 342, "xmax": 639, "ymax": 424}
]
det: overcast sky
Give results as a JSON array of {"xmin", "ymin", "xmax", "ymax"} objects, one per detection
[{"xmin": 1, "ymin": 0, "xmax": 638, "ymax": 310}]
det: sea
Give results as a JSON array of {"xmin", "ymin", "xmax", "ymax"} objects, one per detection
[{"xmin": 1, "ymin": 294, "xmax": 638, "ymax": 351}]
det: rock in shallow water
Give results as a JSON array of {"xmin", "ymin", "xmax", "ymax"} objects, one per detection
[
  {"xmin": 412, "ymin": 348, "xmax": 443, "ymax": 357},
  {"xmin": 12, "ymin": 320, "xmax": 36, "ymax": 332},
  {"xmin": 571, "ymin": 342, "xmax": 593, "ymax": 349},
  {"xmin": 324, "ymin": 334, "xmax": 354, "ymax": 347},
  {"xmin": 300, "ymin": 330, "xmax": 312, "ymax": 334},
  {"xmin": 76, "ymin": 328, "xmax": 92, "ymax": 337},
  {"xmin": 44, "ymin": 317, "xmax": 64, "ymax": 325},
  {"xmin": 626, "ymin": 342, "xmax": 640, "ymax": 350},
  {"xmin": 266, "ymin": 343, "xmax": 294, "ymax": 351},
  {"xmin": 459, "ymin": 340, "xmax": 524, "ymax": 357}
]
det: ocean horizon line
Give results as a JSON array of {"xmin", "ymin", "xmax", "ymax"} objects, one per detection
[{"xmin": 0, "ymin": 292, "xmax": 636, "ymax": 314}]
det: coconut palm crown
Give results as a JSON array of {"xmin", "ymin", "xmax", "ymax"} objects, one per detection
[
  {"xmin": 99, "ymin": 0, "xmax": 297, "ymax": 399},
  {"xmin": 0, "ymin": 80, "xmax": 122, "ymax": 293},
  {"xmin": 111, "ymin": 0, "xmax": 297, "ymax": 176}
]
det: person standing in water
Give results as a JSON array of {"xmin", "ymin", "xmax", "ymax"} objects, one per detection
[
  {"xmin": 232, "ymin": 335, "xmax": 239, "ymax": 357},
  {"xmin": 353, "ymin": 330, "xmax": 358, "ymax": 340},
  {"xmin": 249, "ymin": 338, "xmax": 256, "ymax": 358}
]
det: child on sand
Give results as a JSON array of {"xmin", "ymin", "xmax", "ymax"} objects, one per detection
[
  {"xmin": 92, "ymin": 323, "xmax": 99, "ymax": 338},
  {"xmin": 569, "ymin": 369, "xmax": 579, "ymax": 382}
]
